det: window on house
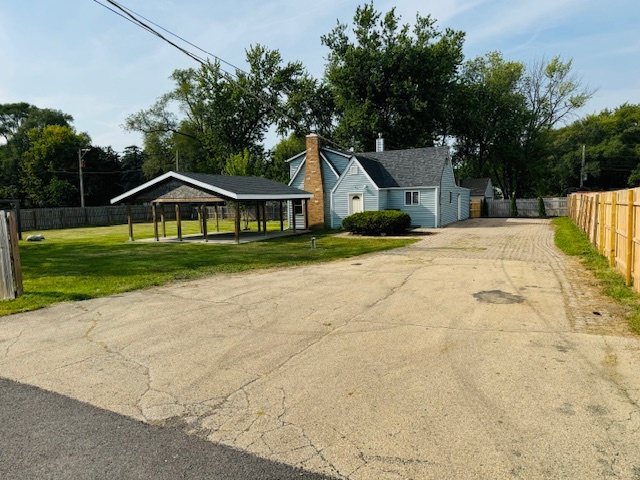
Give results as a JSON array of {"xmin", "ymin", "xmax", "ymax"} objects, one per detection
[
  {"xmin": 449, "ymin": 192, "xmax": 452, "ymax": 203},
  {"xmin": 293, "ymin": 200, "xmax": 303, "ymax": 215},
  {"xmin": 349, "ymin": 165, "xmax": 358, "ymax": 175},
  {"xmin": 405, "ymin": 191, "xmax": 419, "ymax": 206}
]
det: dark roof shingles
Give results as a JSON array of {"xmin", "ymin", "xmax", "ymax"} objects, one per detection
[
  {"xmin": 354, "ymin": 147, "xmax": 450, "ymax": 188},
  {"xmin": 459, "ymin": 178, "xmax": 491, "ymax": 196},
  {"xmin": 179, "ymin": 173, "xmax": 310, "ymax": 196}
]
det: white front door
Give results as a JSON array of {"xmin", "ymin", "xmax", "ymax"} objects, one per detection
[{"xmin": 349, "ymin": 194, "xmax": 363, "ymax": 214}]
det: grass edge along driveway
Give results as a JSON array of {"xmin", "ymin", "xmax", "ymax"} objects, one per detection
[
  {"xmin": 0, "ymin": 221, "xmax": 417, "ymax": 317},
  {"xmin": 553, "ymin": 217, "xmax": 640, "ymax": 334}
]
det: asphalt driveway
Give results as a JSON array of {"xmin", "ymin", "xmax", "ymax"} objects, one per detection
[{"xmin": 1, "ymin": 218, "xmax": 639, "ymax": 479}]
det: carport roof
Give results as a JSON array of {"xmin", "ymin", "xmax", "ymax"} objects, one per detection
[{"xmin": 111, "ymin": 171, "xmax": 313, "ymax": 204}]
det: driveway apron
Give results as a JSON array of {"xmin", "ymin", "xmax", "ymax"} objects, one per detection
[{"xmin": 1, "ymin": 218, "xmax": 639, "ymax": 479}]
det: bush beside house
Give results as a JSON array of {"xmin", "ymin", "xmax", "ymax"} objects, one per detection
[{"xmin": 342, "ymin": 210, "xmax": 411, "ymax": 236}]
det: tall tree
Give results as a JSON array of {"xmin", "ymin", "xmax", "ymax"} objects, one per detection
[
  {"xmin": 119, "ymin": 145, "xmax": 146, "ymax": 191},
  {"xmin": 452, "ymin": 55, "xmax": 593, "ymax": 197},
  {"xmin": 21, "ymin": 125, "xmax": 90, "ymax": 207},
  {"xmin": 322, "ymin": 3, "xmax": 465, "ymax": 151},
  {"xmin": 451, "ymin": 52, "xmax": 527, "ymax": 184},
  {"xmin": 125, "ymin": 45, "xmax": 317, "ymax": 176},
  {"xmin": 0, "ymin": 103, "xmax": 73, "ymax": 200},
  {"xmin": 82, "ymin": 146, "xmax": 123, "ymax": 206},
  {"xmin": 549, "ymin": 104, "xmax": 640, "ymax": 192}
]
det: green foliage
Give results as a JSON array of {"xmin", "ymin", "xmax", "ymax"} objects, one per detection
[
  {"xmin": 21, "ymin": 124, "xmax": 90, "ymax": 207},
  {"xmin": 0, "ymin": 103, "xmax": 73, "ymax": 204},
  {"xmin": 267, "ymin": 134, "xmax": 306, "ymax": 183},
  {"xmin": 125, "ymin": 45, "xmax": 327, "ymax": 177},
  {"xmin": 452, "ymin": 55, "xmax": 594, "ymax": 198},
  {"xmin": 322, "ymin": 2, "xmax": 465, "ymax": 150},
  {"xmin": 224, "ymin": 149, "xmax": 260, "ymax": 176},
  {"xmin": 549, "ymin": 103, "xmax": 640, "ymax": 192},
  {"xmin": 119, "ymin": 145, "xmax": 146, "ymax": 191},
  {"xmin": 341, "ymin": 210, "xmax": 411, "ymax": 235},
  {"xmin": 553, "ymin": 217, "xmax": 640, "ymax": 334},
  {"xmin": 0, "ymin": 223, "xmax": 416, "ymax": 316},
  {"xmin": 509, "ymin": 196, "xmax": 518, "ymax": 217},
  {"xmin": 538, "ymin": 197, "xmax": 547, "ymax": 217}
]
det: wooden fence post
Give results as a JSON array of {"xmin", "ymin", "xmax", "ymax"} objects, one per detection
[
  {"xmin": 7, "ymin": 212, "xmax": 22, "ymax": 297},
  {"xmin": 610, "ymin": 193, "xmax": 617, "ymax": 267},
  {"xmin": 626, "ymin": 189, "xmax": 634, "ymax": 286},
  {"xmin": 0, "ymin": 211, "xmax": 20, "ymax": 300},
  {"xmin": 596, "ymin": 195, "xmax": 603, "ymax": 254}
]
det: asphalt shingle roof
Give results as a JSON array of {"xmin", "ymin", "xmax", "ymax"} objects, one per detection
[
  {"xmin": 354, "ymin": 146, "xmax": 450, "ymax": 188},
  {"xmin": 459, "ymin": 178, "xmax": 491, "ymax": 196},
  {"xmin": 179, "ymin": 173, "xmax": 309, "ymax": 197},
  {"xmin": 111, "ymin": 171, "xmax": 311, "ymax": 204}
]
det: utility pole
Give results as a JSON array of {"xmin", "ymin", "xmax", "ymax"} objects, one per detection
[
  {"xmin": 579, "ymin": 144, "xmax": 586, "ymax": 189},
  {"xmin": 78, "ymin": 148, "xmax": 91, "ymax": 208}
]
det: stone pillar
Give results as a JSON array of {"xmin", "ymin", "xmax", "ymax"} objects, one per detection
[{"xmin": 303, "ymin": 133, "xmax": 325, "ymax": 229}]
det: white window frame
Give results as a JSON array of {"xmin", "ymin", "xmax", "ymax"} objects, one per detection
[{"xmin": 404, "ymin": 190, "xmax": 420, "ymax": 206}]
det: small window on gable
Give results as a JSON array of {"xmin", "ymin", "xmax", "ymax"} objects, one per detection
[
  {"xmin": 405, "ymin": 191, "xmax": 419, "ymax": 206},
  {"xmin": 349, "ymin": 165, "xmax": 358, "ymax": 175},
  {"xmin": 449, "ymin": 191, "xmax": 452, "ymax": 203}
]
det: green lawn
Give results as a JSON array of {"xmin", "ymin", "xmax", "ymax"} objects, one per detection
[
  {"xmin": 0, "ymin": 220, "xmax": 417, "ymax": 316},
  {"xmin": 553, "ymin": 217, "xmax": 640, "ymax": 334}
]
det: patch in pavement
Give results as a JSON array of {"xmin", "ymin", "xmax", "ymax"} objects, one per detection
[{"xmin": 473, "ymin": 290, "xmax": 525, "ymax": 304}]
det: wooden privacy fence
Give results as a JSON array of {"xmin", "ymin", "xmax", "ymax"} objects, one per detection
[
  {"xmin": 470, "ymin": 200, "xmax": 482, "ymax": 218},
  {"xmin": 486, "ymin": 197, "xmax": 567, "ymax": 217},
  {"xmin": 569, "ymin": 189, "xmax": 640, "ymax": 290},
  {"xmin": 18, "ymin": 203, "xmax": 289, "ymax": 232}
]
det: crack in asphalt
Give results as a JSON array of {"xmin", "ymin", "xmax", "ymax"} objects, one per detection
[
  {"xmin": 2, "ymin": 328, "xmax": 24, "ymax": 359},
  {"xmin": 142, "ymin": 268, "xmax": 422, "ymax": 479}
]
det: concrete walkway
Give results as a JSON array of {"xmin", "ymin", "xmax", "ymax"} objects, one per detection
[{"xmin": 1, "ymin": 218, "xmax": 639, "ymax": 479}]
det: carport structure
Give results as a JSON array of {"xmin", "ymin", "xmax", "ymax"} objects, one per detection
[{"xmin": 111, "ymin": 171, "xmax": 313, "ymax": 244}]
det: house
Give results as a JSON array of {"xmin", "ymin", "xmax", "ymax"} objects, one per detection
[
  {"xmin": 459, "ymin": 178, "xmax": 494, "ymax": 201},
  {"xmin": 287, "ymin": 134, "xmax": 470, "ymax": 229}
]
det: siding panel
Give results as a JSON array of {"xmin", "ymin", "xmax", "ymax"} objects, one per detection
[
  {"xmin": 387, "ymin": 189, "xmax": 437, "ymax": 227},
  {"xmin": 324, "ymin": 150, "xmax": 350, "ymax": 176},
  {"xmin": 331, "ymin": 164, "xmax": 378, "ymax": 228},
  {"xmin": 289, "ymin": 156, "xmax": 304, "ymax": 180}
]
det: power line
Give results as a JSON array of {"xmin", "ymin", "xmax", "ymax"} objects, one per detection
[
  {"xmin": 93, "ymin": 0, "xmax": 345, "ymax": 148},
  {"xmin": 100, "ymin": 0, "xmax": 250, "ymax": 77},
  {"xmin": 94, "ymin": 0, "xmax": 207, "ymax": 65}
]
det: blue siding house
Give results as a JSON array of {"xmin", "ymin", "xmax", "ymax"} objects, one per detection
[{"xmin": 287, "ymin": 134, "xmax": 470, "ymax": 229}]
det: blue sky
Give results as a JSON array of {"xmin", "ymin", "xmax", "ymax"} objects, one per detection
[{"xmin": 2, "ymin": 0, "xmax": 638, "ymax": 153}]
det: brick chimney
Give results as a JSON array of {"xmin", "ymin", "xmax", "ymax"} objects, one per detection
[{"xmin": 303, "ymin": 133, "xmax": 325, "ymax": 229}]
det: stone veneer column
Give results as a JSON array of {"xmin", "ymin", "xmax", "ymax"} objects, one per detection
[{"xmin": 303, "ymin": 133, "xmax": 325, "ymax": 229}]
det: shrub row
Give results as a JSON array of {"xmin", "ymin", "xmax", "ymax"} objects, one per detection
[{"xmin": 341, "ymin": 210, "xmax": 411, "ymax": 236}]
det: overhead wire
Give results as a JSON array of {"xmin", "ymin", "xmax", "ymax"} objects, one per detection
[
  {"xmin": 95, "ymin": 0, "xmax": 207, "ymax": 65},
  {"xmin": 93, "ymin": 0, "xmax": 348, "ymax": 150},
  {"xmin": 100, "ymin": 0, "xmax": 250, "ymax": 76}
]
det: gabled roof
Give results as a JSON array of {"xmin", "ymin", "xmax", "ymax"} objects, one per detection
[
  {"xmin": 355, "ymin": 146, "xmax": 450, "ymax": 188},
  {"xmin": 111, "ymin": 171, "xmax": 312, "ymax": 204},
  {"xmin": 460, "ymin": 178, "xmax": 492, "ymax": 196}
]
